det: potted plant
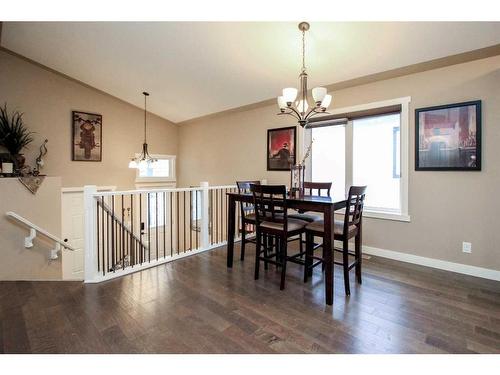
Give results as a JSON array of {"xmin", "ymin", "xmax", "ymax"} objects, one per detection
[{"xmin": 0, "ymin": 104, "xmax": 35, "ymax": 171}]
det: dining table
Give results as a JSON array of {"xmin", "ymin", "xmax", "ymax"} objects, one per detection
[{"xmin": 225, "ymin": 192, "xmax": 348, "ymax": 305}]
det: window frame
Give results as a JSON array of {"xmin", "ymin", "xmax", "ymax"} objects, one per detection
[
  {"xmin": 306, "ymin": 97, "xmax": 411, "ymax": 222},
  {"xmin": 134, "ymin": 154, "xmax": 176, "ymax": 184}
]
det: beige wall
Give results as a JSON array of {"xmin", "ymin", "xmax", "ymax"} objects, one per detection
[
  {"xmin": 0, "ymin": 177, "xmax": 62, "ymax": 280},
  {"xmin": 178, "ymin": 55, "xmax": 500, "ymax": 271},
  {"xmin": 0, "ymin": 50, "xmax": 178, "ymax": 189}
]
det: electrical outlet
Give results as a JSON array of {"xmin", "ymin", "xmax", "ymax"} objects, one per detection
[{"xmin": 462, "ymin": 242, "xmax": 472, "ymax": 254}]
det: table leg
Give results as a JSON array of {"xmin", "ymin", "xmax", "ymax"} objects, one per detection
[
  {"xmin": 323, "ymin": 205, "xmax": 334, "ymax": 305},
  {"xmin": 227, "ymin": 195, "xmax": 236, "ymax": 268}
]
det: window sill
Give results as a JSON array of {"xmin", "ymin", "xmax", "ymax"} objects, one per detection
[{"xmin": 363, "ymin": 210, "xmax": 411, "ymax": 222}]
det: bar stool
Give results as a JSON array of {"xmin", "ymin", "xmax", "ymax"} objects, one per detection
[
  {"xmin": 251, "ymin": 184, "xmax": 308, "ymax": 290},
  {"xmin": 303, "ymin": 186, "xmax": 367, "ymax": 296},
  {"xmin": 236, "ymin": 180, "xmax": 261, "ymax": 261}
]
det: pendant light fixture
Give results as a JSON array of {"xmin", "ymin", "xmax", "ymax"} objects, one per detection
[
  {"xmin": 277, "ymin": 22, "xmax": 332, "ymax": 127},
  {"xmin": 128, "ymin": 91, "xmax": 158, "ymax": 168}
]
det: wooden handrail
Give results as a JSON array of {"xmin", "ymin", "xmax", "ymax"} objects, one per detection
[{"xmin": 5, "ymin": 211, "xmax": 75, "ymax": 251}]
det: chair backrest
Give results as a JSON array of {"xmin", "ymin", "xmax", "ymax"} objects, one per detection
[
  {"xmin": 303, "ymin": 182, "xmax": 332, "ymax": 197},
  {"xmin": 343, "ymin": 185, "xmax": 367, "ymax": 232},
  {"xmin": 250, "ymin": 184, "xmax": 288, "ymax": 229},
  {"xmin": 236, "ymin": 180, "xmax": 260, "ymax": 219}
]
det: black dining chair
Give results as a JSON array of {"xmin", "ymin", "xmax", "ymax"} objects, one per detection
[
  {"xmin": 303, "ymin": 185, "xmax": 367, "ymax": 296},
  {"xmin": 236, "ymin": 180, "xmax": 261, "ymax": 261},
  {"xmin": 288, "ymin": 181, "xmax": 332, "ymax": 222},
  {"xmin": 287, "ymin": 181, "xmax": 332, "ymax": 261},
  {"xmin": 251, "ymin": 184, "xmax": 308, "ymax": 290}
]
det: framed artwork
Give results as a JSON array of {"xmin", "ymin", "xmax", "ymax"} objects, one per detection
[
  {"xmin": 267, "ymin": 126, "xmax": 296, "ymax": 171},
  {"xmin": 72, "ymin": 111, "xmax": 102, "ymax": 162},
  {"xmin": 415, "ymin": 100, "xmax": 481, "ymax": 171}
]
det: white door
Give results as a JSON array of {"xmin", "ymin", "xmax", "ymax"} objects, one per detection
[{"xmin": 61, "ymin": 186, "xmax": 115, "ymax": 280}]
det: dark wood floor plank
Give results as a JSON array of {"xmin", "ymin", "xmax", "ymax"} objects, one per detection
[{"xmin": 0, "ymin": 243, "xmax": 499, "ymax": 353}]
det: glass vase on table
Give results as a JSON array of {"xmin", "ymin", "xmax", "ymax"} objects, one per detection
[{"xmin": 289, "ymin": 164, "xmax": 305, "ymax": 198}]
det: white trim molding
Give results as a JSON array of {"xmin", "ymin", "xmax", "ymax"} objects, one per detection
[{"xmin": 363, "ymin": 245, "xmax": 500, "ymax": 282}]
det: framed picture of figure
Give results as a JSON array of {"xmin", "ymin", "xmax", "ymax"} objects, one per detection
[
  {"xmin": 415, "ymin": 100, "xmax": 481, "ymax": 171},
  {"xmin": 267, "ymin": 126, "xmax": 296, "ymax": 171},
  {"xmin": 72, "ymin": 111, "xmax": 102, "ymax": 162}
]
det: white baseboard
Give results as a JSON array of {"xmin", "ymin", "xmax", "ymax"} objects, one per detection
[{"xmin": 362, "ymin": 245, "xmax": 500, "ymax": 282}]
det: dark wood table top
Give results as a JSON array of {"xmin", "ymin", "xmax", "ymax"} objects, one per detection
[{"xmin": 227, "ymin": 192, "xmax": 346, "ymax": 206}]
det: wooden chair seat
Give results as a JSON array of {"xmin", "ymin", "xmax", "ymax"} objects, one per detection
[
  {"xmin": 288, "ymin": 212, "xmax": 322, "ymax": 223},
  {"xmin": 260, "ymin": 218, "xmax": 307, "ymax": 234},
  {"xmin": 305, "ymin": 219, "xmax": 358, "ymax": 238}
]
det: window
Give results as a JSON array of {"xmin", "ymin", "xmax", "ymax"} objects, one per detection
[
  {"xmin": 311, "ymin": 125, "xmax": 345, "ymax": 200},
  {"xmin": 135, "ymin": 155, "xmax": 176, "ymax": 183},
  {"xmin": 309, "ymin": 98, "xmax": 410, "ymax": 221}
]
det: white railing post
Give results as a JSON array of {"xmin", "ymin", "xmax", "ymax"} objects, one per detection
[
  {"xmin": 84, "ymin": 185, "xmax": 98, "ymax": 282},
  {"xmin": 200, "ymin": 181, "xmax": 210, "ymax": 249}
]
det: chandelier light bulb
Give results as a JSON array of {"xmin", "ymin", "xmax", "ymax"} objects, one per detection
[
  {"xmin": 282, "ymin": 88, "xmax": 298, "ymax": 104},
  {"xmin": 128, "ymin": 159, "xmax": 138, "ymax": 169},
  {"xmin": 312, "ymin": 87, "xmax": 327, "ymax": 104},
  {"xmin": 277, "ymin": 96, "xmax": 287, "ymax": 110},
  {"xmin": 321, "ymin": 94, "xmax": 332, "ymax": 109}
]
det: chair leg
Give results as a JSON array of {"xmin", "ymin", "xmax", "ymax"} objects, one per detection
[
  {"xmin": 240, "ymin": 223, "xmax": 246, "ymax": 261},
  {"xmin": 263, "ymin": 234, "xmax": 269, "ymax": 270},
  {"xmin": 342, "ymin": 238, "xmax": 350, "ymax": 296},
  {"xmin": 280, "ymin": 236, "xmax": 287, "ymax": 290},
  {"xmin": 254, "ymin": 231, "xmax": 261, "ymax": 280},
  {"xmin": 299, "ymin": 233, "xmax": 304, "ymax": 258},
  {"xmin": 321, "ymin": 238, "xmax": 326, "ymax": 272},
  {"xmin": 304, "ymin": 232, "xmax": 313, "ymax": 283},
  {"xmin": 355, "ymin": 233, "xmax": 362, "ymax": 284}
]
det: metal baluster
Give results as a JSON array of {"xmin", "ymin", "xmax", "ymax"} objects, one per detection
[
  {"xmin": 210, "ymin": 189, "xmax": 213, "ymax": 245},
  {"xmin": 163, "ymin": 191, "xmax": 166, "ymax": 258},
  {"xmin": 131, "ymin": 194, "xmax": 134, "ymax": 267},
  {"xmin": 183, "ymin": 191, "xmax": 186, "ymax": 253},
  {"xmin": 176, "ymin": 191, "xmax": 180, "ymax": 255},
  {"xmin": 111, "ymin": 195, "xmax": 115, "ymax": 272},
  {"xmin": 101, "ymin": 196, "xmax": 105, "ymax": 275},
  {"xmin": 97, "ymin": 197, "xmax": 100, "ymax": 272},
  {"xmin": 147, "ymin": 192, "xmax": 151, "ymax": 263},
  {"xmin": 121, "ymin": 195, "xmax": 125, "ymax": 270},
  {"xmin": 195, "ymin": 189, "xmax": 199, "ymax": 249},
  {"xmin": 156, "ymin": 192, "xmax": 159, "ymax": 261},
  {"xmin": 189, "ymin": 190, "xmax": 192, "ymax": 251},
  {"xmin": 139, "ymin": 193, "xmax": 143, "ymax": 265},
  {"xmin": 170, "ymin": 192, "xmax": 173, "ymax": 257}
]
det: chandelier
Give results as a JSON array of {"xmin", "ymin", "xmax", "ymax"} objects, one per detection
[
  {"xmin": 128, "ymin": 91, "xmax": 158, "ymax": 168},
  {"xmin": 277, "ymin": 22, "xmax": 332, "ymax": 127}
]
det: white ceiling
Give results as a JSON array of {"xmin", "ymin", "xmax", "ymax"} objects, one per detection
[{"xmin": 2, "ymin": 22, "xmax": 500, "ymax": 123}]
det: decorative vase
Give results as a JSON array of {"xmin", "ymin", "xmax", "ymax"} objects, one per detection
[
  {"xmin": 290, "ymin": 164, "xmax": 305, "ymax": 197},
  {"xmin": 14, "ymin": 154, "xmax": 26, "ymax": 169}
]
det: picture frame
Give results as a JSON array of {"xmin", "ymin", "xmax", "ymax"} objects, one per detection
[
  {"xmin": 267, "ymin": 126, "xmax": 296, "ymax": 171},
  {"xmin": 415, "ymin": 100, "xmax": 481, "ymax": 171},
  {"xmin": 72, "ymin": 111, "xmax": 102, "ymax": 162}
]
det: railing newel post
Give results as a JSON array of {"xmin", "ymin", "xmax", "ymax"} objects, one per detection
[
  {"xmin": 84, "ymin": 185, "xmax": 99, "ymax": 282},
  {"xmin": 200, "ymin": 182, "xmax": 210, "ymax": 250}
]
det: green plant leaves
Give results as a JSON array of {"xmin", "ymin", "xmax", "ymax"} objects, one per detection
[{"xmin": 0, "ymin": 103, "xmax": 35, "ymax": 155}]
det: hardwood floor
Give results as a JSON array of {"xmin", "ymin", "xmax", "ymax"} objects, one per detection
[{"xmin": 1, "ymin": 243, "xmax": 499, "ymax": 354}]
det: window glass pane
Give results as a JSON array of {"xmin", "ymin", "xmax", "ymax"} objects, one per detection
[
  {"xmin": 353, "ymin": 114, "xmax": 400, "ymax": 211},
  {"xmin": 311, "ymin": 125, "xmax": 345, "ymax": 199},
  {"xmin": 139, "ymin": 159, "xmax": 170, "ymax": 178}
]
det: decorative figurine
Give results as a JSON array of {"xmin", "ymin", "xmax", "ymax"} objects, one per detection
[{"xmin": 33, "ymin": 139, "xmax": 48, "ymax": 176}]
